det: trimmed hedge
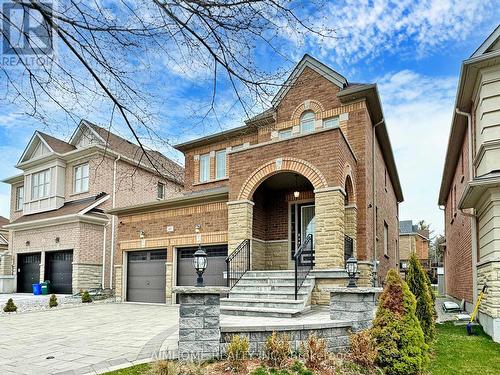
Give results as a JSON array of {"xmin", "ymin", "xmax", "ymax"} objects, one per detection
[{"xmin": 371, "ymin": 269, "xmax": 429, "ymax": 375}]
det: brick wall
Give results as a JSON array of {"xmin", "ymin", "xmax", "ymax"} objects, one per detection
[{"xmin": 444, "ymin": 132, "xmax": 473, "ymax": 303}]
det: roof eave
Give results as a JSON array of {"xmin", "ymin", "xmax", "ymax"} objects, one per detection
[{"xmin": 173, "ymin": 125, "xmax": 251, "ymax": 152}]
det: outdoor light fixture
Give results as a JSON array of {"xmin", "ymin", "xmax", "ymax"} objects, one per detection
[
  {"xmin": 192, "ymin": 224, "xmax": 207, "ymax": 287},
  {"xmin": 139, "ymin": 230, "xmax": 145, "ymax": 239},
  {"xmin": 346, "ymin": 257, "xmax": 358, "ymax": 288},
  {"xmin": 293, "ymin": 174, "xmax": 300, "ymax": 198},
  {"xmin": 25, "ymin": 241, "xmax": 30, "ymax": 247},
  {"xmin": 401, "ymin": 261, "xmax": 409, "ymax": 278},
  {"xmin": 55, "ymin": 237, "xmax": 60, "ymax": 244}
]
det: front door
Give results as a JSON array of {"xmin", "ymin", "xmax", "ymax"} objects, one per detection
[{"xmin": 290, "ymin": 202, "xmax": 315, "ymax": 260}]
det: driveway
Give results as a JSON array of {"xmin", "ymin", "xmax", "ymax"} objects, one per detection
[{"xmin": 0, "ymin": 303, "xmax": 179, "ymax": 375}]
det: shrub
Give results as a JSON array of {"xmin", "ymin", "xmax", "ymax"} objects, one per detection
[
  {"xmin": 348, "ymin": 330, "xmax": 377, "ymax": 369},
  {"xmin": 406, "ymin": 254, "xmax": 436, "ymax": 343},
  {"xmin": 3, "ymin": 298, "xmax": 17, "ymax": 313},
  {"xmin": 226, "ymin": 334, "xmax": 249, "ymax": 373},
  {"xmin": 81, "ymin": 290, "xmax": 92, "ymax": 303},
  {"xmin": 299, "ymin": 333, "xmax": 328, "ymax": 370},
  {"xmin": 371, "ymin": 269, "xmax": 429, "ymax": 375},
  {"xmin": 149, "ymin": 360, "xmax": 179, "ymax": 375},
  {"xmin": 49, "ymin": 294, "xmax": 58, "ymax": 308},
  {"xmin": 264, "ymin": 332, "xmax": 291, "ymax": 368}
]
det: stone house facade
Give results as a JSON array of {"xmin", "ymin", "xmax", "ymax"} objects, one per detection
[
  {"xmin": 110, "ymin": 55, "xmax": 403, "ymax": 310},
  {"xmin": 2, "ymin": 121, "xmax": 183, "ymax": 294},
  {"xmin": 438, "ymin": 25, "xmax": 500, "ymax": 342}
]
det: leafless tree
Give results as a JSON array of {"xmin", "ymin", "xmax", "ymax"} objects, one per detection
[{"xmin": 0, "ymin": 0, "xmax": 336, "ymax": 177}]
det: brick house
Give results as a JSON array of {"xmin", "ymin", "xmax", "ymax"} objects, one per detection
[
  {"xmin": 398, "ymin": 220, "xmax": 430, "ymax": 269},
  {"xmin": 0, "ymin": 216, "xmax": 10, "ymax": 275},
  {"xmin": 438, "ymin": 25, "xmax": 500, "ymax": 342},
  {"xmin": 110, "ymin": 55, "xmax": 404, "ymax": 315},
  {"xmin": 2, "ymin": 120, "xmax": 183, "ymax": 294}
]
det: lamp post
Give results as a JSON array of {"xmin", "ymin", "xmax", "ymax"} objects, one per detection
[
  {"xmin": 193, "ymin": 225, "xmax": 207, "ymax": 287},
  {"xmin": 401, "ymin": 260, "xmax": 408, "ymax": 279},
  {"xmin": 346, "ymin": 257, "xmax": 358, "ymax": 288}
]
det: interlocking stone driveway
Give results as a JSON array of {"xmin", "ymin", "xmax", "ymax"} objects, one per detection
[{"xmin": 0, "ymin": 303, "xmax": 179, "ymax": 375}]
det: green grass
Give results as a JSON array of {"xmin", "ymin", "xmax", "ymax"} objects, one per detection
[
  {"xmin": 104, "ymin": 363, "xmax": 150, "ymax": 375},
  {"xmin": 430, "ymin": 322, "xmax": 500, "ymax": 374}
]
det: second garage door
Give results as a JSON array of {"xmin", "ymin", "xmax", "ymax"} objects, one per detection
[
  {"xmin": 127, "ymin": 250, "xmax": 167, "ymax": 303},
  {"xmin": 177, "ymin": 245, "xmax": 228, "ymax": 287},
  {"xmin": 45, "ymin": 250, "xmax": 73, "ymax": 294}
]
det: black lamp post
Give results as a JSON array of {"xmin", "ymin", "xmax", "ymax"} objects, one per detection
[
  {"xmin": 401, "ymin": 260, "xmax": 408, "ymax": 279},
  {"xmin": 346, "ymin": 257, "xmax": 358, "ymax": 288},
  {"xmin": 193, "ymin": 225, "xmax": 207, "ymax": 287}
]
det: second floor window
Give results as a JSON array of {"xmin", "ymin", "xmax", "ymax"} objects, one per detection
[
  {"xmin": 323, "ymin": 116, "xmax": 339, "ymax": 128},
  {"xmin": 157, "ymin": 182, "xmax": 165, "ymax": 199},
  {"xmin": 74, "ymin": 163, "xmax": 89, "ymax": 193},
  {"xmin": 199, "ymin": 153, "xmax": 210, "ymax": 182},
  {"xmin": 215, "ymin": 150, "xmax": 226, "ymax": 179},
  {"xmin": 300, "ymin": 111, "xmax": 315, "ymax": 134},
  {"xmin": 16, "ymin": 186, "xmax": 24, "ymax": 211},
  {"xmin": 279, "ymin": 129, "xmax": 292, "ymax": 140},
  {"xmin": 32, "ymin": 169, "xmax": 50, "ymax": 199},
  {"xmin": 384, "ymin": 222, "xmax": 389, "ymax": 256}
]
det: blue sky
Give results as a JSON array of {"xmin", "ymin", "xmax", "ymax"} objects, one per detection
[{"xmin": 1, "ymin": 0, "xmax": 499, "ymax": 237}]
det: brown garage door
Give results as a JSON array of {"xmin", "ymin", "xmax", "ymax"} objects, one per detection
[{"xmin": 127, "ymin": 250, "xmax": 167, "ymax": 303}]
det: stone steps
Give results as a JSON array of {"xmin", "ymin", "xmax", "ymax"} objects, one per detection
[{"xmin": 220, "ymin": 270, "xmax": 314, "ymax": 317}]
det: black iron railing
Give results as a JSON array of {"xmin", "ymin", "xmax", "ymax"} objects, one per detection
[
  {"xmin": 225, "ymin": 239, "xmax": 251, "ymax": 290},
  {"xmin": 293, "ymin": 234, "xmax": 314, "ymax": 300},
  {"xmin": 344, "ymin": 235, "xmax": 353, "ymax": 265}
]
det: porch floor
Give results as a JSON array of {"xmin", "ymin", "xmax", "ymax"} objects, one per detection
[{"xmin": 220, "ymin": 306, "xmax": 352, "ymax": 332}]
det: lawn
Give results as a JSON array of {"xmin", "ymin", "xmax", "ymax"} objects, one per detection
[
  {"xmin": 105, "ymin": 323, "xmax": 500, "ymax": 375},
  {"xmin": 430, "ymin": 322, "xmax": 500, "ymax": 375}
]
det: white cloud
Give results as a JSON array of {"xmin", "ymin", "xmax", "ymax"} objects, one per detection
[
  {"xmin": 377, "ymin": 69, "xmax": 458, "ymax": 235},
  {"xmin": 310, "ymin": 0, "xmax": 496, "ymax": 64}
]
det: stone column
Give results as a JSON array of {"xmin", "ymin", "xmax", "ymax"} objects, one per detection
[
  {"xmin": 328, "ymin": 287, "xmax": 382, "ymax": 332},
  {"xmin": 173, "ymin": 286, "xmax": 229, "ymax": 361},
  {"xmin": 227, "ymin": 200, "xmax": 253, "ymax": 253},
  {"xmin": 314, "ymin": 188, "xmax": 345, "ymax": 269},
  {"xmin": 114, "ymin": 265, "xmax": 123, "ymax": 301}
]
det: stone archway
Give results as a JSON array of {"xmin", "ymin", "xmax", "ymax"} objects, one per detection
[{"xmin": 237, "ymin": 157, "xmax": 328, "ymax": 201}]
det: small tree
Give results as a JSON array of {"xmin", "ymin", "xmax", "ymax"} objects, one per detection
[
  {"xmin": 371, "ymin": 269, "xmax": 429, "ymax": 375},
  {"xmin": 81, "ymin": 291, "xmax": 92, "ymax": 303},
  {"xmin": 49, "ymin": 294, "xmax": 58, "ymax": 308},
  {"xmin": 406, "ymin": 254, "xmax": 436, "ymax": 343},
  {"xmin": 3, "ymin": 298, "xmax": 17, "ymax": 313}
]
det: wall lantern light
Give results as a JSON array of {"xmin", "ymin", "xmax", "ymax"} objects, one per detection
[
  {"xmin": 25, "ymin": 241, "xmax": 30, "ymax": 247},
  {"xmin": 193, "ymin": 224, "xmax": 207, "ymax": 287},
  {"xmin": 346, "ymin": 257, "xmax": 358, "ymax": 288},
  {"xmin": 139, "ymin": 230, "xmax": 145, "ymax": 239},
  {"xmin": 55, "ymin": 237, "xmax": 60, "ymax": 244}
]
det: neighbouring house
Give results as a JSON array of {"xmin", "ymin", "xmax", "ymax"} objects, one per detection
[
  {"xmin": 0, "ymin": 215, "xmax": 11, "ymax": 275},
  {"xmin": 398, "ymin": 220, "xmax": 430, "ymax": 269},
  {"xmin": 438, "ymin": 25, "xmax": 500, "ymax": 342},
  {"xmin": 1, "ymin": 120, "xmax": 183, "ymax": 294},
  {"xmin": 109, "ymin": 54, "xmax": 403, "ymax": 315}
]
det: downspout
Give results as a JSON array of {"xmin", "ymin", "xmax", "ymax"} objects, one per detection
[
  {"xmin": 455, "ymin": 108, "xmax": 478, "ymax": 304},
  {"xmin": 110, "ymin": 155, "xmax": 121, "ymax": 289},
  {"xmin": 101, "ymin": 225, "xmax": 107, "ymax": 288},
  {"xmin": 372, "ymin": 118, "xmax": 384, "ymax": 286}
]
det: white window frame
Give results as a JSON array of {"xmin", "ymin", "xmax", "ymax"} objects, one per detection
[
  {"xmin": 31, "ymin": 169, "xmax": 51, "ymax": 200},
  {"xmin": 16, "ymin": 186, "xmax": 24, "ymax": 211},
  {"xmin": 199, "ymin": 153, "xmax": 210, "ymax": 183},
  {"xmin": 300, "ymin": 111, "xmax": 315, "ymax": 134},
  {"xmin": 73, "ymin": 163, "xmax": 89, "ymax": 194},
  {"xmin": 279, "ymin": 129, "xmax": 292, "ymax": 140},
  {"xmin": 215, "ymin": 150, "xmax": 227, "ymax": 179},
  {"xmin": 384, "ymin": 221, "xmax": 389, "ymax": 256},
  {"xmin": 323, "ymin": 116, "xmax": 339, "ymax": 129},
  {"xmin": 157, "ymin": 181, "xmax": 165, "ymax": 199}
]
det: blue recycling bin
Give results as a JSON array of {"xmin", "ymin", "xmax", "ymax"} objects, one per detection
[{"xmin": 32, "ymin": 283, "xmax": 42, "ymax": 295}]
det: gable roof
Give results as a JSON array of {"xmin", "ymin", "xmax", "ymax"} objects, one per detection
[
  {"xmin": 0, "ymin": 216, "xmax": 9, "ymax": 228},
  {"xmin": 438, "ymin": 25, "xmax": 500, "ymax": 205},
  {"xmin": 272, "ymin": 54, "xmax": 348, "ymax": 106},
  {"xmin": 38, "ymin": 132, "xmax": 76, "ymax": 154}
]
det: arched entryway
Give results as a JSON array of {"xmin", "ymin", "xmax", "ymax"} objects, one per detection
[{"xmin": 251, "ymin": 172, "xmax": 315, "ymax": 270}]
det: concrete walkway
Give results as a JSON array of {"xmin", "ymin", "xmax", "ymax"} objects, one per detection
[{"xmin": 0, "ymin": 303, "xmax": 179, "ymax": 375}]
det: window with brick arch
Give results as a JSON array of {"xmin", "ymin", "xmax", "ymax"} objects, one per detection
[{"xmin": 300, "ymin": 111, "xmax": 315, "ymax": 133}]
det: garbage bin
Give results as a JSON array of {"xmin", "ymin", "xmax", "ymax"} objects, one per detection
[
  {"xmin": 41, "ymin": 281, "xmax": 50, "ymax": 295},
  {"xmin": 32, "ymin": 283, "xmax": 42, "ymax": 295}
]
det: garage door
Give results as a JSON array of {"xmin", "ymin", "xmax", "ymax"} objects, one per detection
[
  {"xmin": 17, "ymin": 253, "xmax": 41, "ymax": 293},
  {"xmin": 45, "ymin": 250, "xmax": 73, "ymax": 294},
  {"xmin": 127, "ymin": 250, "xmax": 167, "ymax": 303},
  {"xmin": 177, "ymin": 245, "xmax": 228, "ymax": 287}
]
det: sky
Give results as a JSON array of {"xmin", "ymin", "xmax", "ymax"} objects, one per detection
[{"xmin": 0, "ymin": 0, "xmax": 499, "ymax": 237}]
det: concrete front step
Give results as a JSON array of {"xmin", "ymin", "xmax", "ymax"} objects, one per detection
[
  {"xmin": 221, "ymin": 297, "xmax": 305, "ymax": 309},
  {"xmin": 220, "ymin": 305, "xmax": 308, "ymax": 318},
  {"xmin": 236, "ymin": 278, "xmax": 313, "ymax": 286},
  {"xmin": 228, "ymin": 290, "xmax": 309, "ymax": 300},
  {"xmin": 231, "ymin": 285, "xmax": 305, "ymax": 293}
]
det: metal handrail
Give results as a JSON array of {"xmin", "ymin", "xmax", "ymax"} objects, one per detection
[
  {"xmin": 225, "ymin": 239, "xmax": 251, "ymax": 291},
  {"xmin": 293, "ymin": 234, "xmax": 314, "ymax": 300}
]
